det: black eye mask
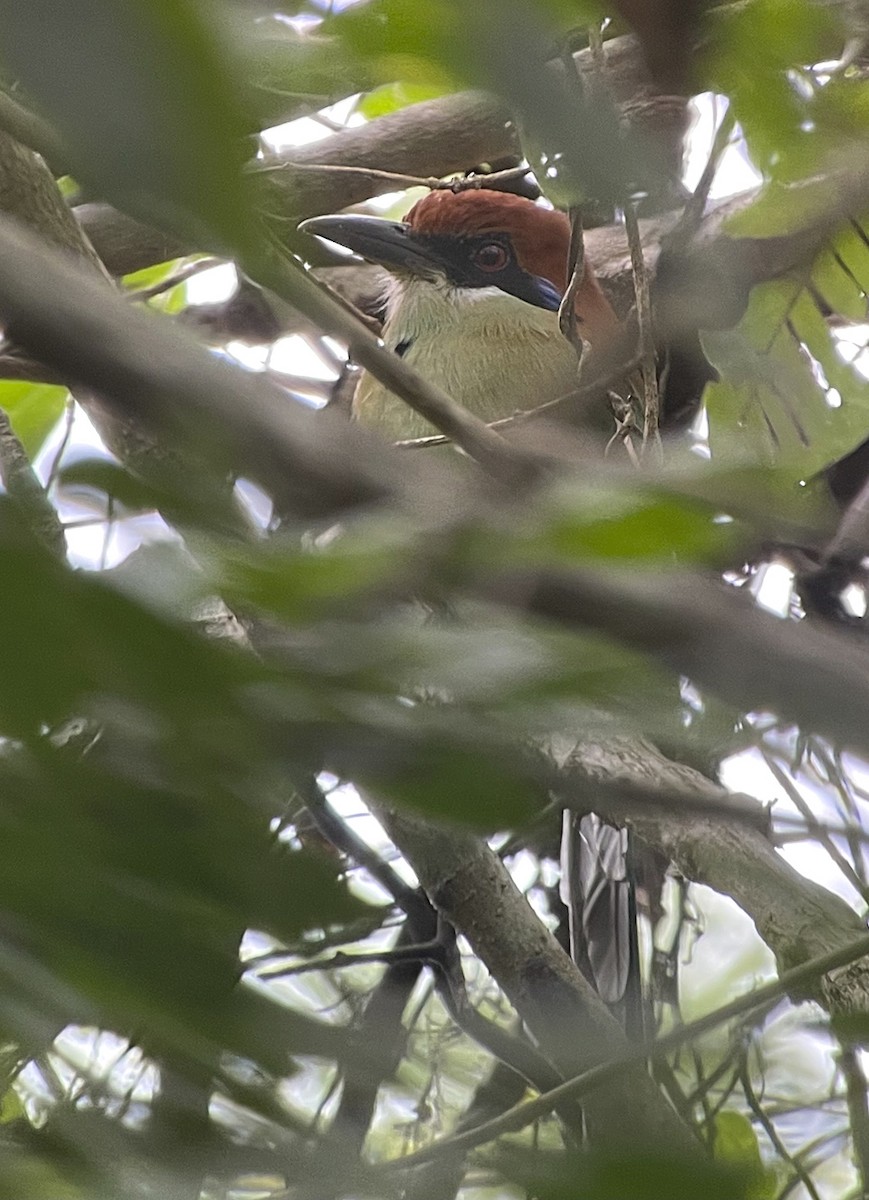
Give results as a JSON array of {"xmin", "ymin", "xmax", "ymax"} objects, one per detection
[{"xmin": 411, "ymin": 232, "xmax": 563, "ymax": 312}]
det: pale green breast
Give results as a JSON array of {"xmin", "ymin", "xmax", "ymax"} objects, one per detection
[{"xmin": 353, "ymin": 284, "xmax": 581, "ymax": 441}]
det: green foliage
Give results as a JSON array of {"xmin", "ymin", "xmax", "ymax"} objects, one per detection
[
  {"xmin": 0, "ymin": 381, "xmax": 67, "ymax": 458},
  {"xmin": 706, "ymin": 0, "xmax": 841, "ymax": 181},
  {"xmin": 0, "ymin": 0, "xmax": 866, "ymax": 1195},
  {"xmin": 703, "ymin": 270, "xmax": 869, "ymax": 480},
  {"xmin": 712, "ymin": 1112, "xmax": 777, "ymax": 1200},
  {"xmin": 333, "ymin": 0, "xmax": 631, "ymax": 205},
  {"xmin": 356, "ymin": 80, "xmax": 447, "ymax": 119},
  {"xmin": 0, "ymin": 0, "xmax": 258, "ymax": 255},
  {"xmin": 491, "ymin": 1144, "xmax": 753, "ymax": 1200}
]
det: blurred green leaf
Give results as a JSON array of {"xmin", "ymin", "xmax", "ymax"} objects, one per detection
[
  {"xmin": 706, "ymin": 0, "xmax": 843, "ymax": 182},
  {"xmin": 59, "ymin": 457, "xmax": 249, "ymax": 538},
  {"xmin": 0, "ymin": 0, "xmax": 258, "ymax": 255},
  {"xmin": 0, "ymin": 1088, "xmax": 25, "ymax": 1124},
  {"xmin": 703, "ymin": 276, "xmax": 869, "ymax": 478},
  {"xmin": 492, "ymin": 1144, "xmax": 751, "ymax": 1200},
  {"xmin": 0, "ymin": 381, "xmax": 67, "ymax": 458},
  {"xmin": 830, "ymin": 1012, "xmax": 869, "ymax": 1043},
  {"xmin": 332, "ymin": 0, "xmax": 631, "ymax": 204},
  {"xmin": 356, "ymin": 79, "xmax": 447, "ymax": 119},
  {"xmin": 712, "ymin": 1112, "xmax": 777, "ymax": 1200},
  {"xmin": 207, "ymin": 521, "xmax": 415, "ymax": 623},
  {"xmin": 811, "ymin": 244, "xmax": 867, "ymax": 323},
  {"xmin": 477, "ymin": 476, "xmax": 748, "ymax": 570},
  {"xmin": 539, "ymin": 490, "xmax": 739, "ymax": 566}
]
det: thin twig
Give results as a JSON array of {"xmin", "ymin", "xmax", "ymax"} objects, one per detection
[
  {"xmin": 623, "ymin": 199, "xmax": 661, "ymax": 453},
  {"xmin": 256, "ymin": 159, "xmax": 533, "ymax": 193},
  {"xmin": 671, "ymin": 108, "xmax": 738, "ymax": 246},
  {"xmin": 582, "ymin": 19, "xmax": 659, "ymax": 454},
  {"xmin": 839, "ymin": 1045, "xmax": 869, "ymax": 1196},
  {"xmin": 45, "ymin": 395, "xmax": 75, "ymax": 490},
  {"xmin": 760, "ymin": 747, "xmax": 869, "ymax": 903},
  {"xmin": 557, "ymin": 207, "xmax": 586, "ymax": 350},
  {"xmin": 125, "ymin": 256, "xmax": 222, "ymax": 303},
  {"xmin": 256, "ymin": 940, "xmax": 444, "ymax": 980},
  {"xmin": 739, "ymin": 1050, "xmax": 823, "ymax": 1200},
  {"xmin": 586, "ymin": 21, "xmax": 607, "ymax": 77}
]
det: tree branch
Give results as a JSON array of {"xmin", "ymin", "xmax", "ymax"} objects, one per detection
[
  {"xmin": 485, "ymin": 566, "xmax": 869, "ymax": 765},
  {"xmin": 381, "ymin": 929, "xmax": 869, "ymax": 1174},
  {"xmin": 376, "ymin": 805, "xmax": 701, "ymax": 1157},
  {"xmin": 550, "ymin": 734, "xmax": 868, "ymax": 994}
]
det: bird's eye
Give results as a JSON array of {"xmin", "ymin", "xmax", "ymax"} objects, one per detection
[{"xmin": 473, "ymin": 242, "xmax": 509, "ymax": 272}]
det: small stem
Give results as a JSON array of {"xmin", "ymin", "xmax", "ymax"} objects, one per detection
[
  {"xmin": 624, "ymin": 199, "xmax": 661, "ymax": 453},
  {"xmin": 258, "ymin": 160, "xmax": 533, "ymax": 193},
  {"xmin": 557, "ymin": 207, "xmax": 586, "ymax": 350},
  {"xmin": 840, "ymin": 1044, "xmax": 869, "ymax": 1196}
]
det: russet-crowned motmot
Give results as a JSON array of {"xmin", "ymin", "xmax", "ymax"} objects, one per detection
[
  {"xmin": 301, "ymin": 188, "xmax": 622, "ymax": 441},
  {"xmin": 302, "ymin": 188, "xmax": 647, "ymax": 1032}
]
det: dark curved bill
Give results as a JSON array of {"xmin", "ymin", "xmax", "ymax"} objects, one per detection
[{"xmin": 299, "ymin": 214, "xmax": 448, "ymax": 277}]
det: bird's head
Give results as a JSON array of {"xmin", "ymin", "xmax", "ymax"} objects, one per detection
[{"xmin": 300, "ymin": 188, "xmax": 620, "ymax": 345}]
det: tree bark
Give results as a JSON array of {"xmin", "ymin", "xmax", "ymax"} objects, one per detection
[{"xmin": 376, "ymin": 805, "xmax": 702, "ymax": 1157}]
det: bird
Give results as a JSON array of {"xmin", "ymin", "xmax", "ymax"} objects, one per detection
[
  {"xmin": 301, "ymin": 187, "xmax": 650, "ymax": 1033},
  {"xmin": 300, "ymin": 188, "xmax": 624, "ymax": 442}
]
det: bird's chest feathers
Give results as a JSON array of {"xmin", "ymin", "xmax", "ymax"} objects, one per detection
[{"xmin": 377, "ymin": 279, "xmax": 578, "ymax": 418}]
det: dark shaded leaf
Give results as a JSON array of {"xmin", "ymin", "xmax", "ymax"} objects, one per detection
[{"xmin": 0, "ymin": 0, "xmax": 258, "ymax": 254}]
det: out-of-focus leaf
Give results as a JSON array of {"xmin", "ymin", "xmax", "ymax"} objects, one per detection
[
  {"xmin": 0, "ymin": 500, "xmax": 367, "ymax": 1069},
  {"xmin": 122, "ymin": 257, "xmax": 194, "ymax": 293},
  {"xmin": 355, "ymin": 728, "xmax": 539, "ymax": 826},
  {"xmin": 478, "ymin": 476, "xmax": 747, "ymax": 569},
  {"xmin": 0, "ymin": 0, "xmax": 258, "ymax": 255},
  {"xmin": 492, "ymin": 1144, "xmax": 751, "ymax": 1200},
  {"xmin": 832, "ymin": 217, "xmax": 869, "ymax": 296},
  {"xmin": 0, "ymin": 1088, "xmax": 25, "ymax": 1124},
  {"xmin": 356, "ymin": 80, "xmax": 447, "ymax": 119},
  {"xmin": 703, "ymin": 276, "xmax": 869, "ymax": 478},
  {"xmin": 830, "ymin": 1012, "xmax": 869, "ymax": 1043},
  {"xmin": 331, "ymin": 0, "xmax": 631, "ymax": 205},
  {"xmin": 725, "ymin": 178, "xmax": 836, "ymax": 238},
  {"xmin": 712, "ymin": 1112, "xmax": 777, "ymax": 1200},
  {"xmin": 0, "ymin": 381, "xmax": 67, "ymax": 458},
  {"xmin": 123, "ymin": 255, "xmax": 210, "ymax": 316},
  {"xmin": 811, "ymin": 245, "xmax": 867, "ymax": 323},
  {"xmin": 59, "ymin": 457, "xmax": 249, "ymax": 538},
  {"xmin": 706, "ymin": 0, "xmax": 842, "ymax": 181},
  {"xmin": 537, "ymin": 489, "xmax": 739, "ymax": 566},
  {"xmin": 207, "ymin": 521, "xmax": 416, "ymax": 623}
]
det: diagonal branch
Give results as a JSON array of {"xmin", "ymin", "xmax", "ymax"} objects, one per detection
[
  {"xmin": 381, "ymin": 928, "xmax": 869, "ymax": 1174},
  {"xmin": 376, "ymin": 804, "xmax": 702, "ymax": 1157}
]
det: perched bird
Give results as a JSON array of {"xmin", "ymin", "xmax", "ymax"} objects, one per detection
[
  {"xmin": 301, "ymin": 187, "xmax": 648, "ymax": 1031},
  {"xmin": 300, "ymin": 188, "xmax": 623, "ymax": 441}
]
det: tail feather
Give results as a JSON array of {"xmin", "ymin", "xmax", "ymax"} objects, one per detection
[{"xmin": 561, "ymin": 812, "xmax": 647, "ymax": 1040}]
